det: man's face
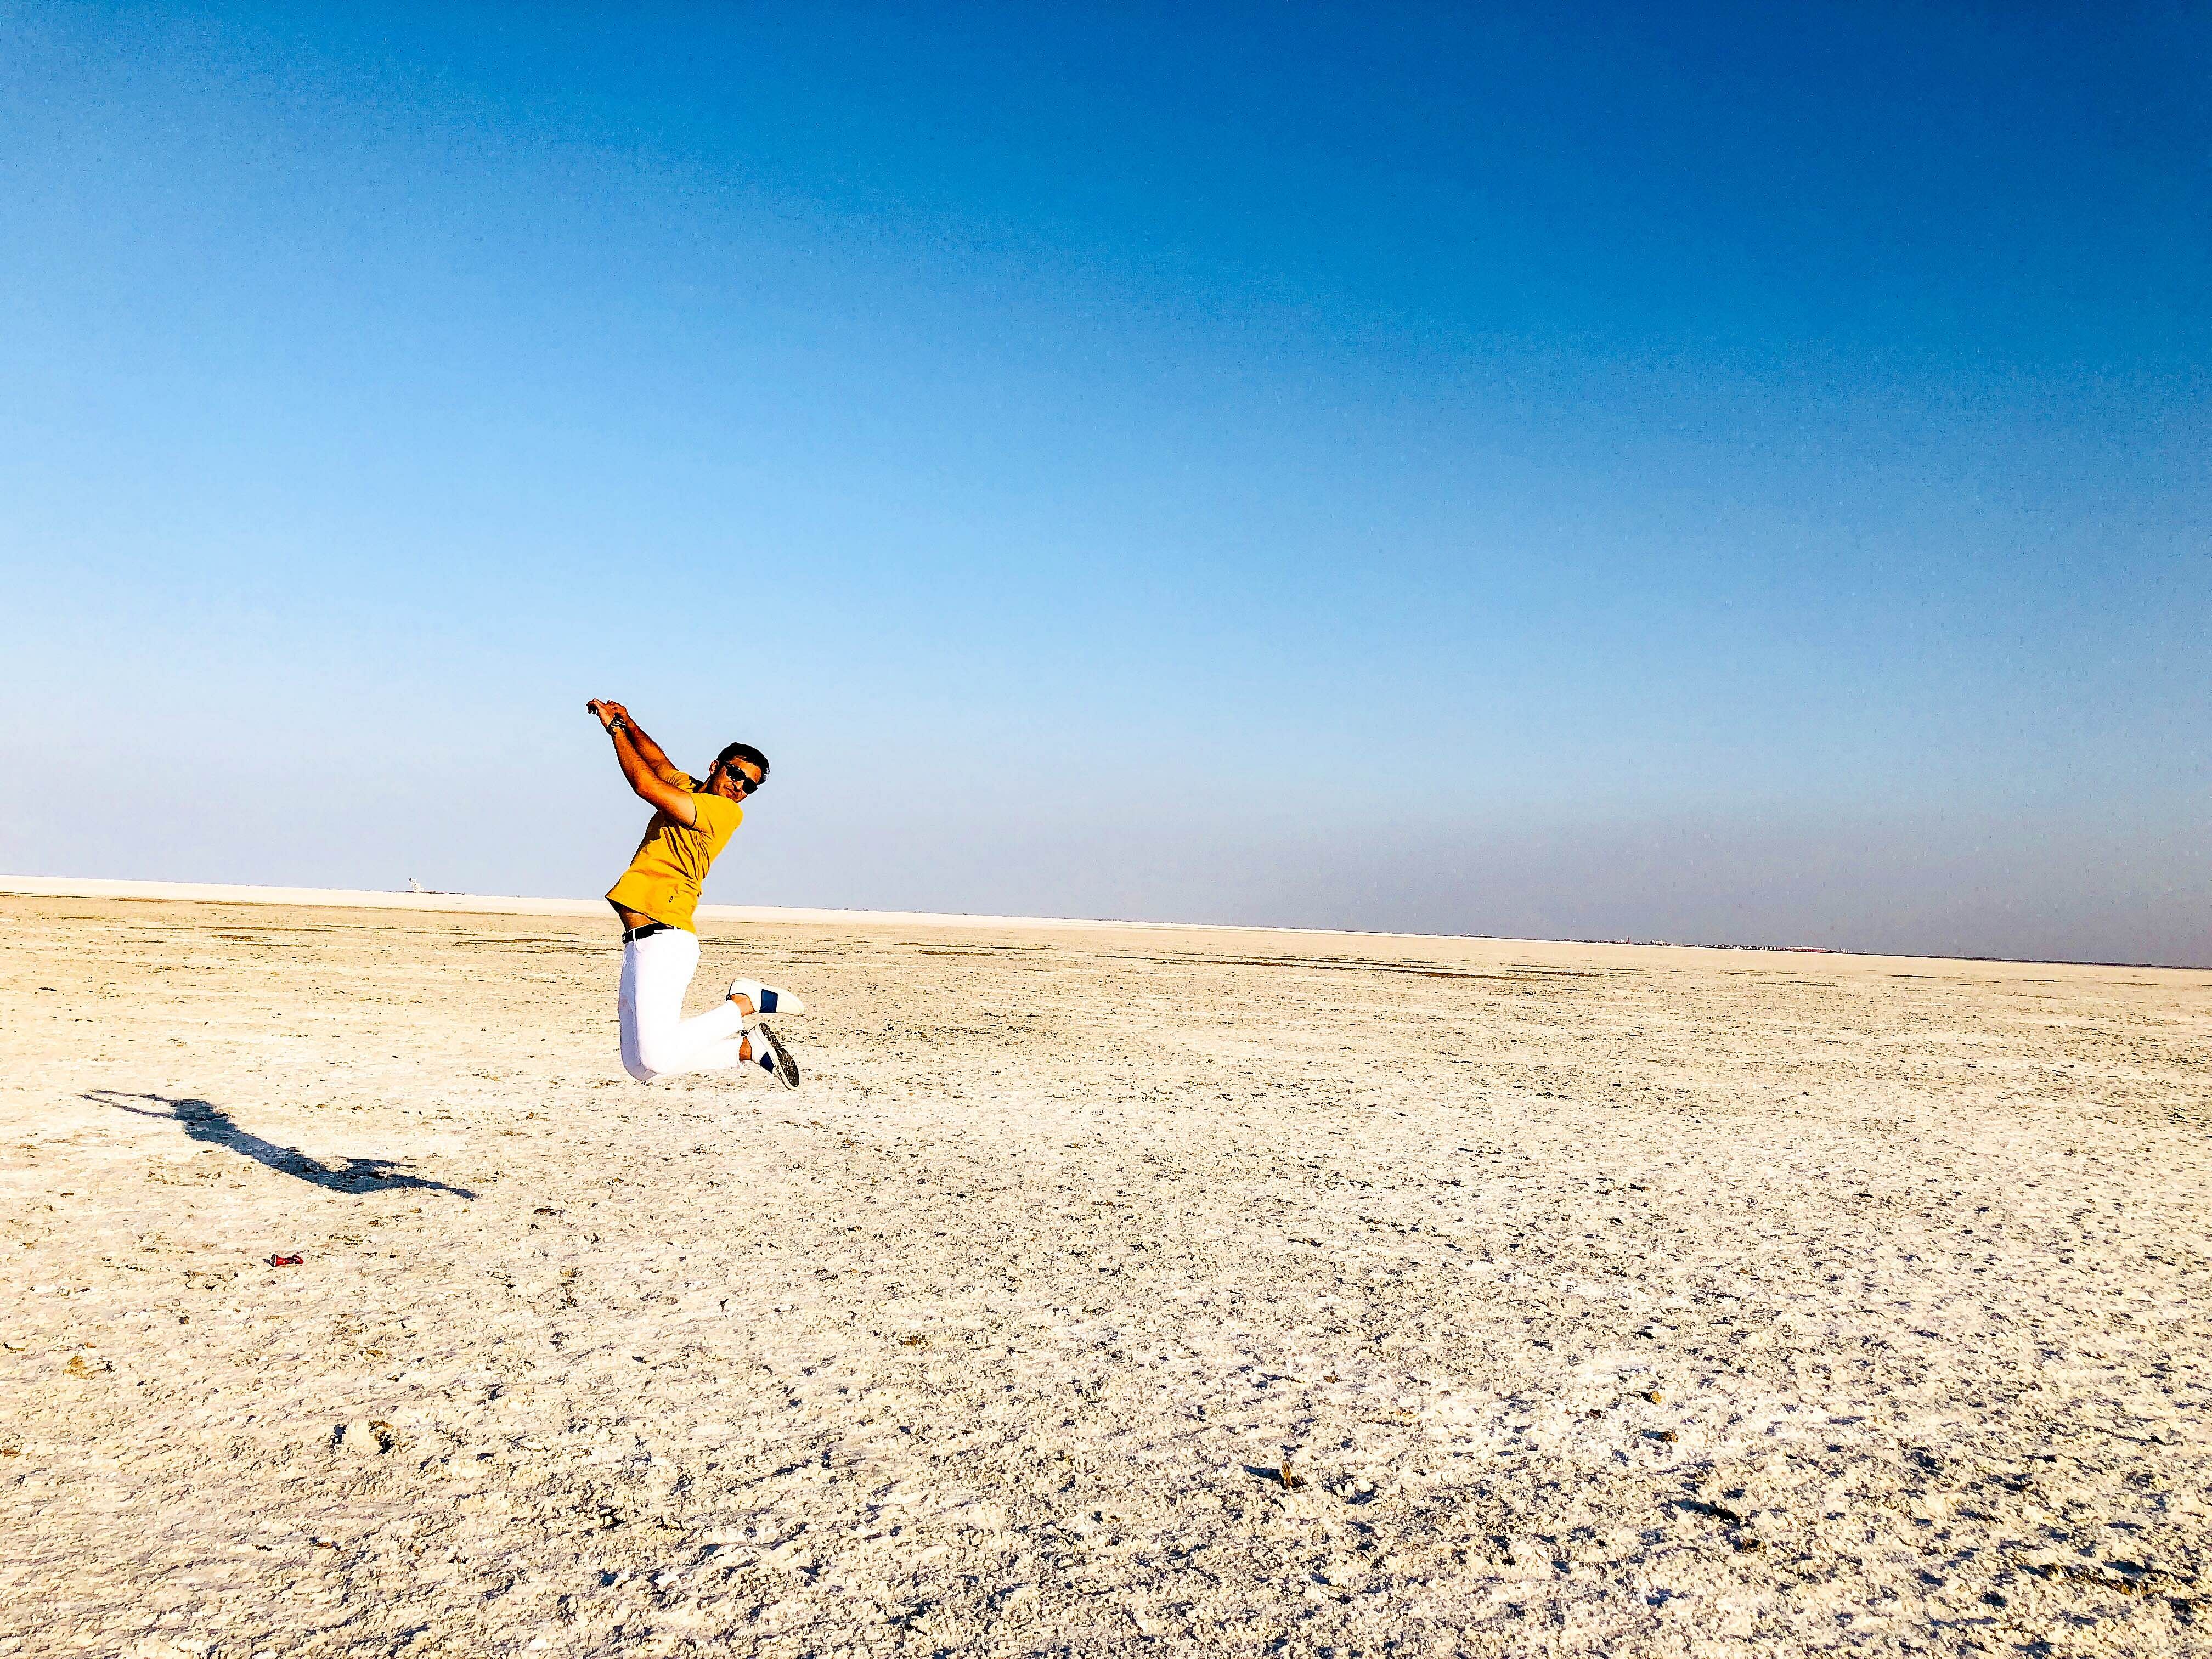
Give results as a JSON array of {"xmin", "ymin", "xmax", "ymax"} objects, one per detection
[{"xmin": 712, "ymin": 758, "xmax": 763, "ymax": 801}]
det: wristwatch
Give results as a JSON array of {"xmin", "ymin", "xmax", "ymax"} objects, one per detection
[{"xmin": 608, "ymin": 716, "xmax": 628, "ymax": 732}]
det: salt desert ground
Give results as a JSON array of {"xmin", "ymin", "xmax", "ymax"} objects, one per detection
[{"xmin": 2, "ymin": 891, "xmax": 2205, "ymax": 1657}]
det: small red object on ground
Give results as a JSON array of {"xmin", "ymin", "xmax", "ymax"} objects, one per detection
[{"xmin": 268, "ymin": 1253, "xmax": 304, "ymax": 1267}]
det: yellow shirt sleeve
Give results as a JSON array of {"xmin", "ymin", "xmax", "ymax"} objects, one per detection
[{"xmin": 691, "ymin": 794, "xmax": 744, "ymax": 842}]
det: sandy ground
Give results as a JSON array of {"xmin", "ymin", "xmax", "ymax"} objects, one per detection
[{"xmin": 1, "ymin": 895, "xmax": 2207, "ymax": 1659}]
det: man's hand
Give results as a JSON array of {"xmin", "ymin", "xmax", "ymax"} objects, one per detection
[{"xmin": 586, "ymin": 699, "xmax": 631, "ymax": 730}]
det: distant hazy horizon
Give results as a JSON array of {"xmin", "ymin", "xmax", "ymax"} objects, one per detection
[
  {"xmin": 8, "ymin": 793, "xmax": 2207, "ymax": 969},
  {"xmin": 8, "ymin": 866, "xmax": 2212, "ymax": 972},
  {"xmin": 4, "ymin": 3, "xmax": 2206, "ymax": 967}
]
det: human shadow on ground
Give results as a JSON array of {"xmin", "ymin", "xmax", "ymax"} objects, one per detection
[{"xmin": 89, "ymin": 1091, "xmax": 476, "ymax": 1198}]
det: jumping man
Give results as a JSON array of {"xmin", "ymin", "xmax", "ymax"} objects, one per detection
[{"xmin": 587, "ymin": 699, "xmax": 803, "ymax": 1088}]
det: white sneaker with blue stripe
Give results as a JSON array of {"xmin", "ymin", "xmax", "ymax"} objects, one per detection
[
  {"xmin": 749, "ymin": 1022, "xmax": 800, "ymax": 1090},
  {"xmin": 727, "ymin": 979, "xmax": 804, "ymax": 1021}
]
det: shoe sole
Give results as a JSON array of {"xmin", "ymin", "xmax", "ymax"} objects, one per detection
[{"xmin": 754, "ymin": 1021, "xmax": 801, "ymax": 1090}]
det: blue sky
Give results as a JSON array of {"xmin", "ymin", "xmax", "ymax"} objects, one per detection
[{"xmin": 4, "ymin": 2, "xmax": 2207, "ymax": 963}]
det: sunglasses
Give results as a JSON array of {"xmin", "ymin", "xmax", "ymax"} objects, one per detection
[{"xmin": 724, "ymin": 767, "xmax": 762, "ymax": 794}]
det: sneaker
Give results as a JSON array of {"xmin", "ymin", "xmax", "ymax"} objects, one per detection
[
  {"xmin": 729, "ymin": 979, "xmax": 805, "ymax": 1020},
  {"xmin": 750, "ymin": 1021, "xmax": 801, "ymax": 1090}
]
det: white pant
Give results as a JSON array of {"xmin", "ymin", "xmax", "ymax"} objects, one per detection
[{"xmin": 618, "ymin": 929, "xmax": 749, "ymax": 1083}]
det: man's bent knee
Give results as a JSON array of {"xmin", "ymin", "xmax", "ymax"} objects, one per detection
[{"xmin": 629, "ymin": 1038, "xmax": 684, "ymax": 1081}]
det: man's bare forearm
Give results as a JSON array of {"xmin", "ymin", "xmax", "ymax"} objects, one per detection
[
  {"xmin": 600, "ymin": 715, "xmax": 696, "ymax": 824},
  {"xmin": 589, "ymin": 700, "xmax": 687, "ymax": 787},
  {"xmin": 614, "ymin": 712, "xmax": 688, "ymax": 786},
  {"xmin": 606, "ymin": 721, "xmax": 657, "ymax": 794}
]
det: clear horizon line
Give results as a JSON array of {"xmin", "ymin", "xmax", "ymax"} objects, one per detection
[{"xmin": 3, "ymin": 873, "xmax": 2205, "ymax": 976}]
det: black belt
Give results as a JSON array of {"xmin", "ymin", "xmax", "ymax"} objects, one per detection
[{"xmin": 622, "ymin": 922, "xmax": 673, "ymax": 943}]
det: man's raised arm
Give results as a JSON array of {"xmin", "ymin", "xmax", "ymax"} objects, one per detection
[
  {"xmin": 588, "ymin": 701, "xmax": 698, "ymax": 827},
  {"xmin": 586, "ymin": 701, "xmax": 689, "ymax": 787}
]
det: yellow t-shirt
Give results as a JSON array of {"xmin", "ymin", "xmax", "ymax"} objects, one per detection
[{"xmin": 605, "ymin": 774, "xmax": 744, "ymax": 932}]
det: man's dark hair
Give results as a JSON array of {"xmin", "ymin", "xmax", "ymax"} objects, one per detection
[{"xmin": 715, "ymin": 741, "xmax": 769, "ymax": 786}]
